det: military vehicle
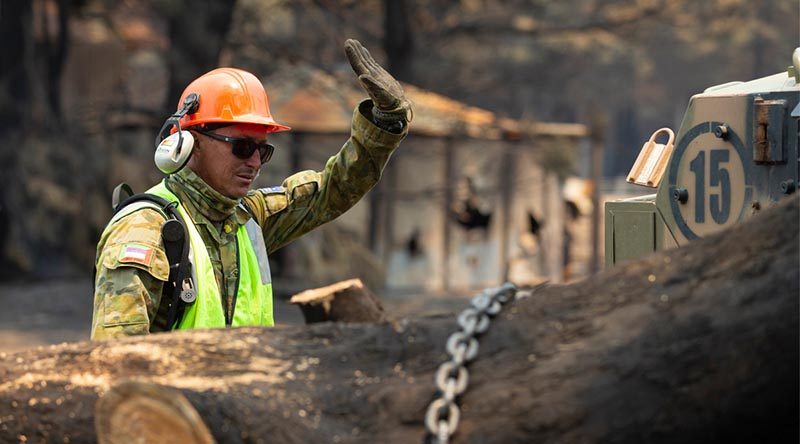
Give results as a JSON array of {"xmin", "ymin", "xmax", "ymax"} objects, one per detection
[{"xmin": 605, "ymin": 48, "xmax": 800, "ymax": 266}]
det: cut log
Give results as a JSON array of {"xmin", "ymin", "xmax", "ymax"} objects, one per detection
[
  {"xmin": 0, "ymin": 197, "xmax": 797, "ymax": 444},
  {"xmin": 95, "ymin": 380, "xmax": 215, "ymax": 444},
  {"xmin": 289, "ymin": 278, "xmax": 386, "ymax": 323}
]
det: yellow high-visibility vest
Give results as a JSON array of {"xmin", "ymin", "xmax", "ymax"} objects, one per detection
[{"xmin": 149, "ymin": 181, "xmax": 274, "ymax": 329}]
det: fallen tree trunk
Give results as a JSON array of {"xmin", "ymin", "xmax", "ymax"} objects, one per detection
[{"xmin": 0, "ymin": 196, "xmax": 797, "ymax": 444}]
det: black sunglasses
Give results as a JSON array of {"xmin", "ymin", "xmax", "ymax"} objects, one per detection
[{"xmin": 197, "ymin": 130, "xmax": 275, "ymax": 164}]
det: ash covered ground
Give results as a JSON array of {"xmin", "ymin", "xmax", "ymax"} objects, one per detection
[{"xmin": 0, "ymin": 278, "xmax": 474, "ymax": 354}]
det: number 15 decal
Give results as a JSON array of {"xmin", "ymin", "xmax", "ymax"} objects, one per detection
[
  {"xmin": 689, "ymin": 149, "xmax": 731, "ymax": 224},
  {"xmin": 668, "ymin": 121, "xmax": 751, "ymax": 241}
]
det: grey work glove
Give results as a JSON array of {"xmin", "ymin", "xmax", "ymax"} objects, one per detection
[{"xmin": 345, "ymin": 39, "xmax": 412, "ymax": 124}]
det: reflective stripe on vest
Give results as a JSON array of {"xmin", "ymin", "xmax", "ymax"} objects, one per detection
[{"xmin": 148, "ymin": 181, "xmax": 274, "ymax": 329}]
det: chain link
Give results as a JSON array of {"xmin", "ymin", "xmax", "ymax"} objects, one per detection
[
  {"xmin": 446, "ymin": 331, "xmax": 479, "ymax": 362},
  {"xmin": 436, "ymin": 362, "xmax": 468, "ymax": 399},
  {"xmin": 425, "ymin": 398, "xmax": 460, "ymax": 439},
  {"xmin": 424, "ymin": 282, "xmax": 517, "ymax": 444}
]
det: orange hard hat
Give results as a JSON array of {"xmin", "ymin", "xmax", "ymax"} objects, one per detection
[{"xmin": 176, "ymin": 67, "xmax": 290, "ymax": 133}]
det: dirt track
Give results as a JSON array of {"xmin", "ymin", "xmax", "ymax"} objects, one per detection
[
  {"xmin": 0, "ymin": 278, "xmax": 475, "ymax": 354},
  {"xmin": 0, "ymin": 279, "xmax": 306, "ymax": 354},
  {"xmin": 0, "ymin": 280, "xmax": 93, "ymax": 353}
]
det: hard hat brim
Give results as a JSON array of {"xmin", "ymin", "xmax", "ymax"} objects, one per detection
[{"xmin": 182, "ymin": 115, "xmax": 291, "ymax": 133}]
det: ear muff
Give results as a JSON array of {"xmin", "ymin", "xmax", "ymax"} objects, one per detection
[
  {"xmin": 154, "ymin": 93, "xmax": 201, "ymax": 174},
  {"xmin": 155, "ymin": 130, "xmax": 195, "ymax": 174}
]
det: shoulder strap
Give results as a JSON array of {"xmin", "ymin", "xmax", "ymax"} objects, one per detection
[
  {"xmin": 106, "ymin": 184, "xmax": 194, "ymax": 332},
  {"xmin": 113, "ymin": 193, "xmax": 175, "ymax": 218},
  {"xmin": 111, "ymin": 183, "xmax": 135, "ymax": 211}
]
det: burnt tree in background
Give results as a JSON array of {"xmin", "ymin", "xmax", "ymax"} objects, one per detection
[
  {"xmin": 0, "ymin": 0, "xmax": 78, "ymax": 278},
  {"xmin": 0, "ymin": 0, "xmax": 73, "ymax": 129},
  {"xmin": 384, "ymin": 0, "xmax": 414, "ymax": 83},
  {"xmin": 0, "ymin": 0, "xmax": 33, "ymax": 132},
  {"xmin": 159, "ymin": 0, "xmax": 238, "ymax": 114}
]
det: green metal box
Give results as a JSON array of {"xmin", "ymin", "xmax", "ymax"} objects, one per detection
[{"xmin": 604, "ymin": 195, "xmax": 667, "ymax": 266}]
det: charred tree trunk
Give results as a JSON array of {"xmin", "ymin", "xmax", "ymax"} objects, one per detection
[
  {"xmin": 162, "ymin": 1, "xmax": 238, "ymax": 115},
  {"xmin": 39, "ymin": 0, "xmax": 71, "ymax": 123},
  {"xmin": 384, "ymin": 0, "xmax": 414, "ymax": 83},
  {"xmin": 0, "ymin": 197, "xmax": 797, "ymax": 444},
  {"xmin": 0, "ymin": 0, "xmax": 33, "ymax": 131}
]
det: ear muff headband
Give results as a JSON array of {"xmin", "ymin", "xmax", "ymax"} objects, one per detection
[
  {"xmin": 154, "ymin": 93, "xmax": 200, "ymax": 174},
  {"xmin": 155, "ymin": 93, "xmax": 200, "ymax": 147}
]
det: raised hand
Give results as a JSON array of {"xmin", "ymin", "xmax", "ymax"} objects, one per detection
[{"xmin": 344, "ymin": 39, "xmax": 411, "ymax": 120}]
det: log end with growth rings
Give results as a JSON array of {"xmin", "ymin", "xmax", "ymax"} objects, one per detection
[{"xmin": 95, "ymin": 380, "xmax": 215, "ymax": 444}]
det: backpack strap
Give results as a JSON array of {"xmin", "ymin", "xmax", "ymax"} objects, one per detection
[
  {"xmin": 108, "ymin": 184, "xmax": 195, "ymax": 332},
  {"xmin": 111, "ymin": 183, "xmax": 135, "ymax": 211}
]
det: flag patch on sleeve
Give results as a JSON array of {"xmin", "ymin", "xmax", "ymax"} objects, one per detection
[
  {"xmin": 259, "ymin": 185, "xmax": 285, "ymax": 194},
  {"xmin": 118, "ymin": 243, "xmax": 154, "ymax": 266}
]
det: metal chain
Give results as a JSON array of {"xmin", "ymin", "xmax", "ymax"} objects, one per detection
[{"xmin": 424, "ymin": 282, "xmax": 518, "ymax": 444}]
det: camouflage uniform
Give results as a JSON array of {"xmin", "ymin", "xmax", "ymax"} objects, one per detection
[{"xmin": 92, "ymin": 101, "xmax": 407, "ymax": 339}]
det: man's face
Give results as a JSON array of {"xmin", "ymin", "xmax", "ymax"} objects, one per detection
[{"xmin": 188, "ymin": 124, "xmax": 267, "ymax": 199}]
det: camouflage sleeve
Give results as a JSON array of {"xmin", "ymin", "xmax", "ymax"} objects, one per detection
[
  {"xmin": 243, "ymin": 100, "xmax": 408, "ymax": 254},
  {"xmin": 91, "ymin": 208, "xmax": 170, "ymax": 340}
]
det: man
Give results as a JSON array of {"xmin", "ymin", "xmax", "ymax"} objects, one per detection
[{"xmin": 91, "ymin": 40, "xmax": 410, "ymax": 339}]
